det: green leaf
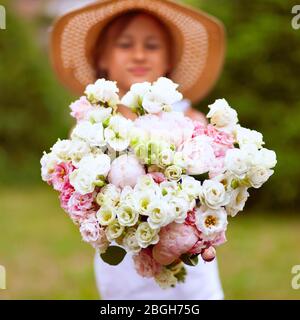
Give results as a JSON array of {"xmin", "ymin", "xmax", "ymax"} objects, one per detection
[
  {"xmin": 180, "ymin": 254, "xmax": 199, "ymax": 266},
  {"xmin": 100, "ymin": 246, "xmax": 127, "ymax": 266},
  {"xmin": 190, "ymin": 172, "xmax": 209, "ymax": 182}
]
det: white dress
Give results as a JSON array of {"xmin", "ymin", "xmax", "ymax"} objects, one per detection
[{"xmin": 93, "ymin": 100, "xmax": 224, "ymax": 300}]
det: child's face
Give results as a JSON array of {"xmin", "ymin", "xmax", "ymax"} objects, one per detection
[{"xmin": 98, "ymin": 14, "xmax": 171, "ymax": 96}]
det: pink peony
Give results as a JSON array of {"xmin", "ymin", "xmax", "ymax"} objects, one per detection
[
  {"xmin": 134, "ymin": 112, "xmax": 194, "ymax": 148},
  {"xmin": 51, "ymin": 161, "xmax": 75, "ymax": 192},
  {"xmin": 152, "ymin": 223, "xmax": 199, "ymax": 265},
  {"xmin": 69, "ymin": 96, "xmax": 93, "ymax": 121},
  {"xmin": 108, "ymin": 154, "xmax": 145, "ymax": 189},
  {"xmin": 133, "ymin": 248, "xmax": 162, "ymax": 277}
]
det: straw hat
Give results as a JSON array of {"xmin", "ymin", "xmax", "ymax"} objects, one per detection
[{"xmin": 50, "ymin": 0, "xmax": 225, "ymax": 103}]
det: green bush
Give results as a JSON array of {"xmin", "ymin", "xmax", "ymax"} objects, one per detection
[
  {"xmin": 0, "ymin": 4, "xmax": 73, "ymax": 184},
  {"xmin": 188, "ymin": 0, "xmax": 300, "ymax": 210}
]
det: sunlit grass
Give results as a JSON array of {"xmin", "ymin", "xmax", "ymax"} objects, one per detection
[{"xmin": 0, "ymin": 185, "xmax": 299, "ymax": 299}]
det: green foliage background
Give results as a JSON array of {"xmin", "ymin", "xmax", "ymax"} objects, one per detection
[{"xmin": 0, "ymin": 0, "xmax": 299, "ymax": 210}]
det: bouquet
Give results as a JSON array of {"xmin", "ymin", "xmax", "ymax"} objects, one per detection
[{"xmin": 41, "ymin": 77, "xmax": 277, "ymax": 288}]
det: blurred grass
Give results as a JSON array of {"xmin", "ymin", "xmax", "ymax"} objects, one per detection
[{"xmin": 0, "ymin": 185, "xmax": 299, "ymax": 300}]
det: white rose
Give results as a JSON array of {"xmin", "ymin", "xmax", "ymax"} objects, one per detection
[
  {"xmin": 235, "ymin": 125, "xmax": 264, "ymax": 149},
  {"xmin": 134, "ymin": 190, "xmax": 157, "ymax": 216},
  {"xmin": 136, "ymin": 222, "xmax": 160, "ymax": 248},
  {"xmin": 86, "ymin": 107, "xmax": 112, "ymax": 123},
  {"xmin": 151, "ymin": 77, "xmax": 183, "ymax": 105},
  {"xmin": 105, "ymin": 219, "xmax": 125, "ymax": 241},
  {"xmin": 147, "ymin": 200, "xmax": 169, "ymax": 229},
  {"xmin": 247, "ymin": 166, "xmax": 274, "ymax": 188},
  {"xmin": 79, "ymin": 154, "xmax": 111, "ymax": 178},
  {"xmin": 40, "ymin": 151, "xmax": 59, "ymax": 182},
  {"xmin": 85, "ymin": 78, "xmax": 119, "ymax": 107},
  {"xmin": 207, "ymin": 99, "xmax": 238, "ymax": 131},
  {"xmin": 69, "ymin": 169, "xmax": 95, "ymax": 194},
  {"xmin": 164, "ymin": 165, "xmax": 182, "ymax": 181},
  {"xmin": 96, "ymin": 184, "xmax": 120, "ymax": 207},
  {"xmin": 169, "ymin": 197, "xmax": 190, "ymax": 223},
  {"xmin": 256, "ymin": 148, "xmax": 277, "ymax": 169},
  {"xmin": 50, "ymin": 139, "xmax": 72, "ymax": 160},
  {"xmin": 121, "ymin": 82, "xmax": 151, "ymax": 110},
  {"xmin": 224, "ymin": 148, "xmax": 249, "ymax": 179},
  {"xmin": 104, "ymin": 115, "xmax": 133, "ymax": 151},
  {"xmin": 142, "ymin": 91, "xmax": 165, "ymax": 114},
  {"xmin": 108, "ymin": 154, "xmax": 145, "ymax": 189},
  {"xmin": 159, "ymin": 149, "xmax": 174, "ymax": 167},
  {"xmin": 122, "ymin": 228, "xmax": 141, "ymax": 253},
  {"xmin": 69, "ymin": 140, "xmax": 90, "ymax": 165},
  {"xmin": 179, "ymin": 136, "xmax": 216, "ymax": 175},
  {"xmin": 71, "ymin": 121, "xmax": 106, "ymax": 147},
  {"xmin": 96, "ymin": 206, "xmax": 117, "ymax": 226},
  {"xmin": 200, "ymin": 180, "xmax": 230, "ymax": 209},
  {"xmin": 117, "ymin": 204, "xmax": 139, "ymax": 227},
  {"xmin": 226, "ymin": 186, "xmax": 249, "ymax": 217},
  {"xmin": 195, "ymin": 206, "xmax": 228, "ymax": 240},
  {"xmin": 180, "ymin": 175, "xmax": 201, "ymax": 199}
]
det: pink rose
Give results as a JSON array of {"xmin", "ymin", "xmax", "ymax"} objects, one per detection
[
  {"xmin": 152, "ymin": 223, "xmax": 199, "ymax": 265},
  {"xmin": 108, "ymin": 154, "xmax": 145, "ymax": 189},
  {"xmin": 148, "ymin": 172, "xmax": 166, "ymax": 184},
  {"xmin": 51, "ymin": 161, "xmax": 75, "ymax": 191},
  {"xmin": 59, "ymin": 182, "xmax": 75, "ymax": 212},
  {"xmin": 79, "ymin": 216, "xmax": 100, "ymax": 243},
  {"xmin": 67, "ymin": 191, "xmax": 96, "ymax": 224},
  {"xmin": 133, "ymin": 248, "xmax": 162, "ymax": 277},
  {"xmin": 70, "ymin": 96, "xmax": 93, "ymax": 121}
]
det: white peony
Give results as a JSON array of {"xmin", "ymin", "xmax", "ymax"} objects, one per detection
[
  {"xmin": 207, "ymin": 99, "xmax": 238, "ymax": 132},
  {"xmin": 136, "ymin": 222, "xmax": 160, "ymax": 248},
  {"xmin": 195, "ymin": 206, "xmax": 228, "ymax": 240},
  {"xmin": 108, "ymin": 154, "xmax": 145, "ymax": 189},
  {"xmin": 104, "ymin": 115, "xmax": 133, "ymax": 151},
  {"xmin": 200, "ymin": 180, "xmax": 230, "ymax": 209},
  {"xmin": 84, "ymin": 78, "xmax": 119, "ymax": 107},
  {"xmin": 71, "ymin": 121, "xmax": 106, "ymax": 147}
]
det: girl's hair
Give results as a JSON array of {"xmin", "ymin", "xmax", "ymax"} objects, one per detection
[{"xmin": 93, "ymin": 10, "xmax": 174, "ymax": 79}]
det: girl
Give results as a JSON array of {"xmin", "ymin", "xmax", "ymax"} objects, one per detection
[{"xmin": 50, "ymin": 0, "xmax": 226, "ymax": 300}]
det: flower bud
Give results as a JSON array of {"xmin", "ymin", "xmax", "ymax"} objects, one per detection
[{"xmin": 201, "ymin": 246, "xmax": 216, "ymax": 262}]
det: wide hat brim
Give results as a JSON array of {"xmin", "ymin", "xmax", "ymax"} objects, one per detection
[{"xmin": 50, "ymin": 0, "xmax": 226, "ymax": 103}]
